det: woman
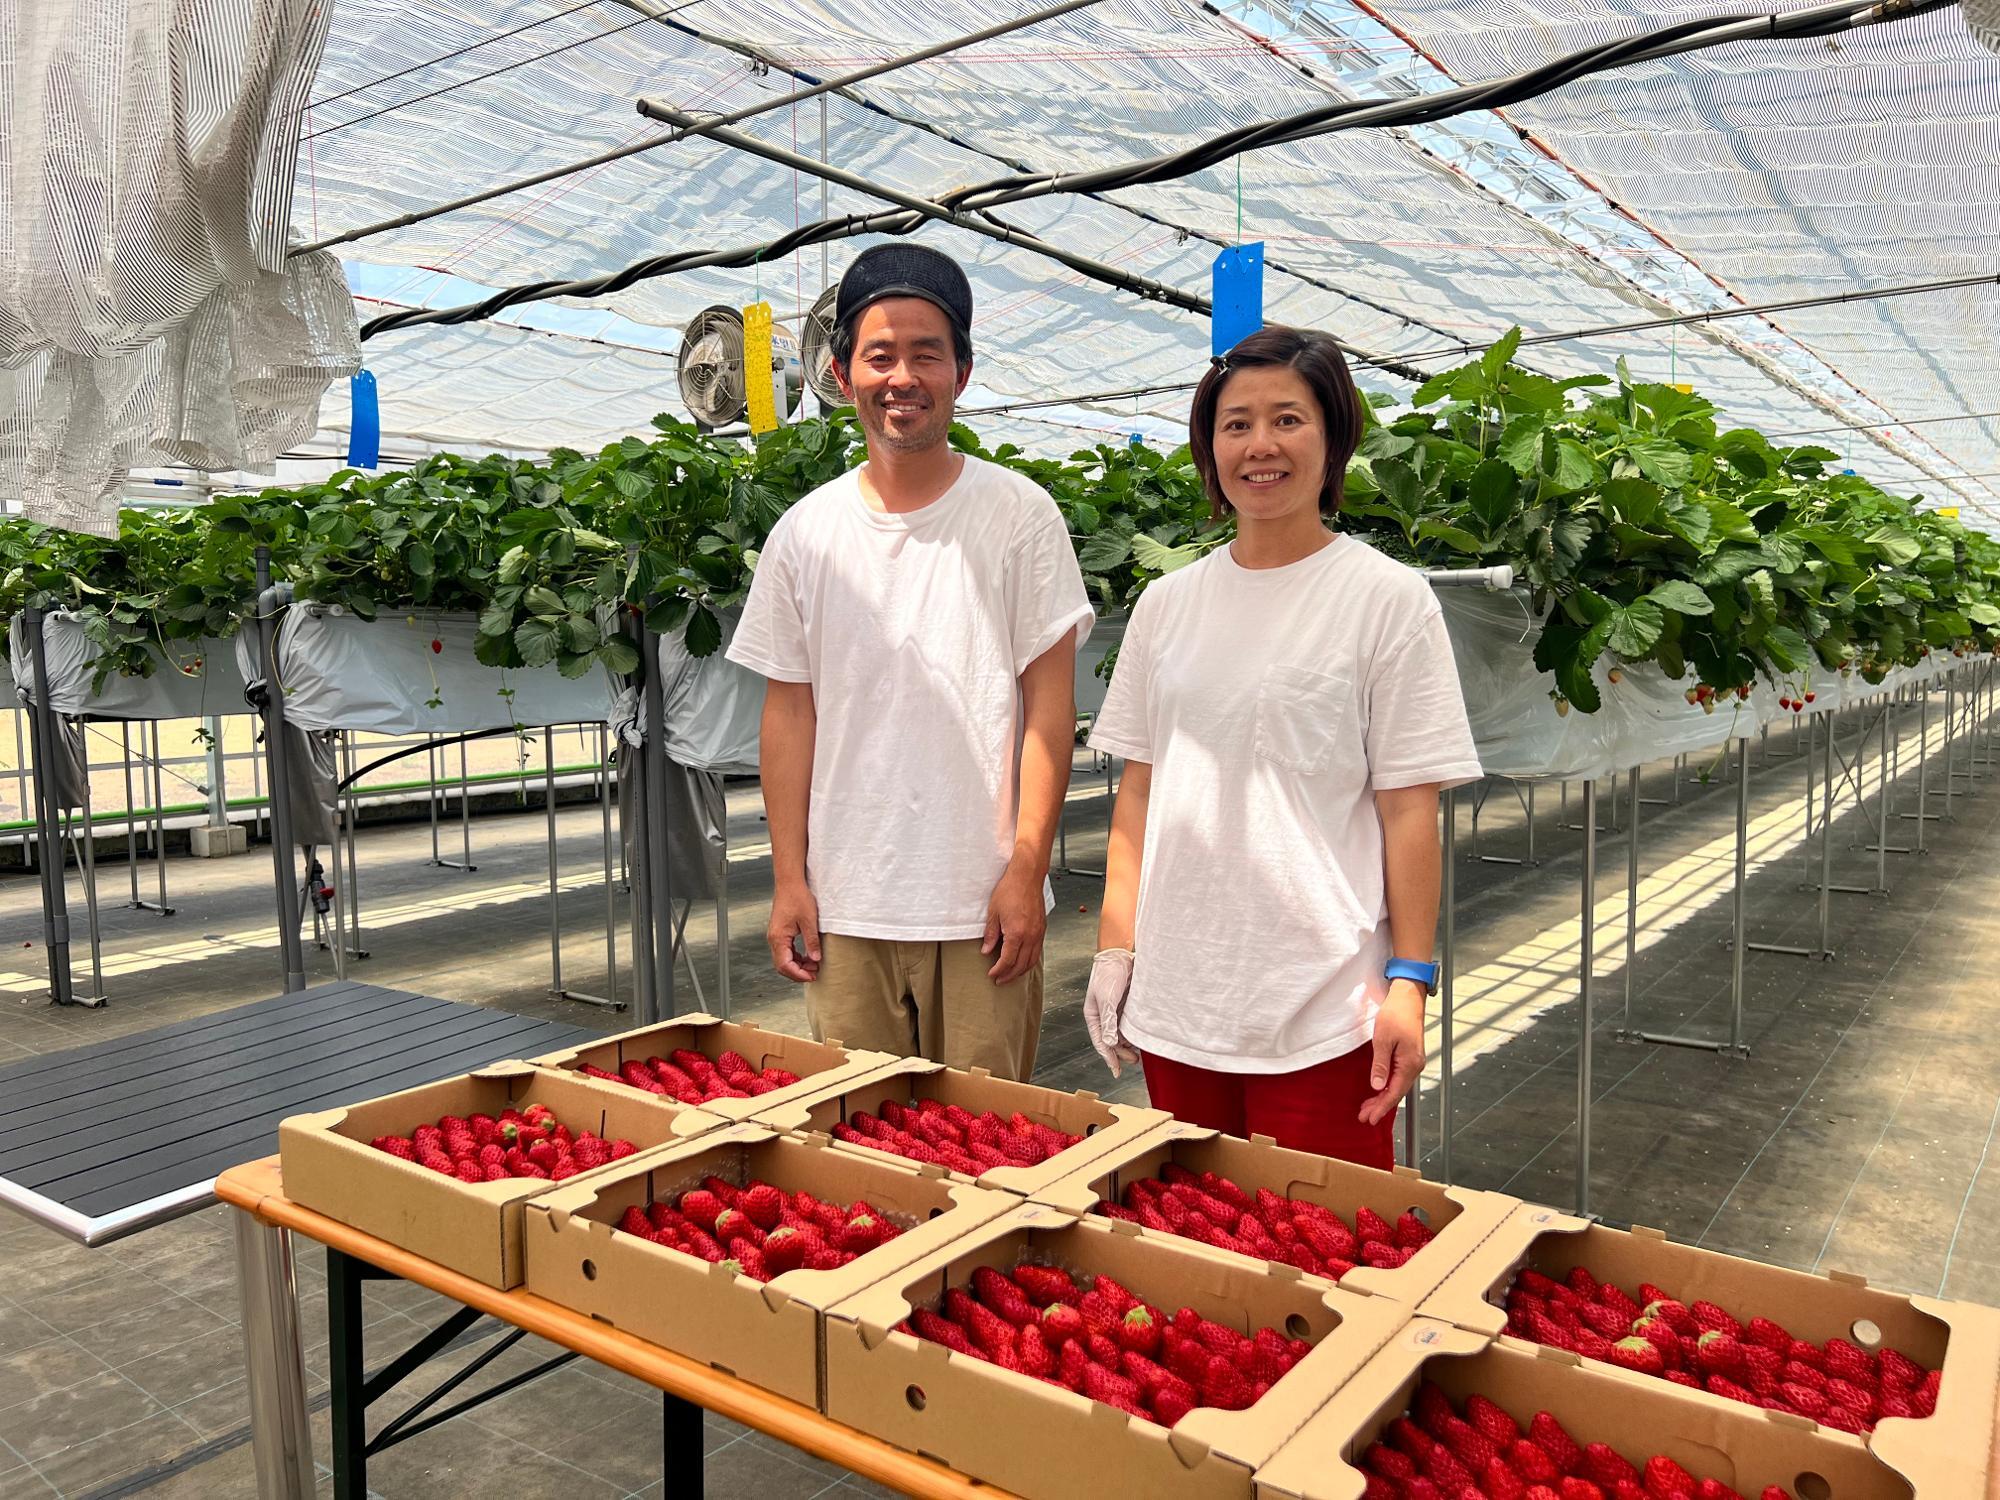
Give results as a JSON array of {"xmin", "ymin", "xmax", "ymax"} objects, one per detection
[{"xmin": 1083, "ymin": 326, "xmax": 1480, "ymax": 1168}]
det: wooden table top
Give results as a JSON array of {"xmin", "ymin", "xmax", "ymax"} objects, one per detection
[{"xmin": 216, "ymin": 1156, "xmax": 1009, "ymax": 1499}]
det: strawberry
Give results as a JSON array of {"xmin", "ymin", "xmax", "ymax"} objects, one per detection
[
  {"xmin": 1597, "ymin": 1283, "xmax": 1643, "ymax": 1324},
  {"xmin": 1199, "ymin": 1353, "xmax": 1255, "ymax": 1411},
  {"xmin": 617, "ymin": 1205, "xmax": 654, "ymax": 1238},
  {"xmin": 1510, "ymin": 1437, "xmax": 1561, "ymax": 1483},
  {"xmin": 1420, "ymin": 1439, "xmax": 1477, "ymax": 1495},
  {"xmin": 700, "ymin": 1176, "xmax": 740, "ymax": 1206},
  {"xmin": 1876, "ymin": 1348, "xmax": 1923, "ymax": 1389},
  {"xmin": 1914, "ymin": 1368, "xmax": 1941, "ymax": 1416},
  {"xmin": 1014, "ymin": 1321, "xmax": 1054, "ymax": 1379},
  {"xmin": 1741, "ymin": 1344, "xmax": 1783, "ymax": 1392},
  {"xmin": 1608, "ymin": 1337, "xmax": 1666, "ymax": 1376},
  {"xmin": 1578, "ymin": 1301, "xmax": 1633, "ymax": 1339},
  {"xmin": 1825, "ymin": 1377, "xmax": 1875, "ymax": 1419},
  {"xmin": 1295, "ymin": 1214, "xmax": 1359, "ymax": 1265},
  {"xmin": 1364, "ymin": 1443, "xmax": 1419, "ymax": 1483},
  {"xmin": 1118, "ymin": 1305, "xmax": 1163, "ymax": 1355},
  {"xmin": 1760, "ymin": 1491, "xmax": 1794, "ymax": 1500},
  {"xmin": 1085, "ymin": 1331, "xmax": 1123, "ymax": 1369},
  {"xmin": 1396, "ymin": 1211, "xmax": 1435, "ymax": 1250},
  {"xmin": 1438, "ymin": 1417, "xmax": 1501, "ymax": 1476},
  {"xmin": 1413, "ymin": 1380, "xmax": 1458, "ymax": 1436},
  {"xmin": 452, "ymin": 1160, "xmax": 485, "ymax": 1182},
  {"xmin": 678, "ymin": 1189, "xmax": 726, "ymax": 1230},
  {"xmin": 1643, "ymin": 1300, "xmax": 1696, "ymax": 1336},
  {"xmin": 761, "ymin": 1227, "xmax": 810, "ymax": 1275},
  {"xmin": 1080, "ymin": 1362, "xmax": 1145, "ymax": 1413},
  {"xmin": 1745, "ymin": 1316, "xmax": 1793, "ymax": 1351},
  {"xmin": 972, "ymin": 1267, "xmax": 1040, "ymax": 1326},
  {"xmin": 1562, "ymin": 1480, "xmax": 1607, "ymax": 1500},
  {"xmin": 370, "ymin": 1135, "xmax": 417, "ymax": 1159},
  {"xmin": 1012, "ymin": 1263, "xmax": 1082, "ymax": 1307},
  {"xmin": 1566, "ymin": 1265, "xmax": 1601, "ymax": 1299},
  {"xmin": 1636, "ymin": 1284, "xmax": 1675, "ymax": 1311},
  {"xmin": 1819, "ymin": 1403, "xmax": 1868, "ymax": 1435},
  {"xmin": 912, "ymin": 1308, "xmax": 978, "ymax": 1356},
  {"xmin": 741, "ymin": 1183, "xmax": 786, "ymax": 1229},
  {"xmin": 1173, "ymin": 1307, "xmax": 1250, "ymax": 1358},
  {"xmin": 1362, "ymin": 1242, "xmax": 1414, "ymax": 1270},
  {"xmin": 620, "ymin": 1060, "xmax": 670, "ymax": 1095},
  {"xmin": 714, "ymin": 1049, "xmax": 756, "ymax": 1081},
  {"xmin": 1153, "ymin": 1385, "xmax": 1197, "ymax": 1427},
  {"xmin": 1355, "ymin": 1205, "xmax": 1396, "ymax": 1246},
  {"xmin": 713, "ymin": 1208, "xmax": 761, "ymax": 1247},
  {"xmin": 1782, "ymin": 1339, "xmax": 1822, "ymax": 1371},
  {"xmin": 1663, "ymin": 1370, "xmax": 1701, "ymax": 1390},
  {"xmin": 1690, "ymin": 1302, "xmax": 1742, "ymax": 1340},
  {"xmin": 837, "ymin": 1213, "xmax": 893, "ymax": 1255},
  {"xmin": 1694, "ymin": 1331, "xmax": 1746, "ymax": 1377},
  {"xmin": 1694, "ymin": 1481, "xmax": 1745, "ymax": 1500},
  {"xmin": 1877, "ymin": 1387, "xmax": 1919, "ymax": 1420},
  {"xmin": 944, "ymin": 1289, "xmax": 1017, "ymax": 1360},
  {"xmin": 1779, "ymin": 1359, "xmax": 1825, "ymax": 1391},
  {"xmin": 1643, "ymin": 1455, "xmax": 1696, "ymax": 1498},
  {"xmin": 1056, "ymin": 1337, "xmax": 1093, "ymax": 1389},
  {"xmin": 1466, "ymin": 1393, "xmax": 1523, "ymax": 1444},
  {"xmin": 1573, "ymin": 1329, "xmax": 1618, "ymax": 1363},
  {"xmin": 1090, "ymin": 1275, "xmax": 1141, "ymax": 1318},
  {"xmin": 1483, "ymin": 1457, "xmax": 1529, "ymax": 1500},
  {"xmin": 572, "ymin": 1135, "xmax": 610, "ymax": 1171},
  {"xmin": 1581, "ymin": 1442, "xmax": 1640, "ymax": 1488},
  {"xmin": 1524, "ymin": 1309, "xmax": 1578, "ymax": 1352},
  {"xmin": 1820, "ymin": 1339, "xmax": 1875, "ymax": 1388},
  {"xmin": 1040, "ymin": 1302, "xmax": 1083, "ymax": 1347},
  {"xmin": 1704, "ymin": 1375, "xmax": 1757, "ymax": 1404},
  {"xmin": 1632, "ymin": 1318, "xmax": 1685, "ymax": 1367},
  {"xmin": 1519, "ymin": 1269, "xmax": 1569, "ymax": 1301},
  {"xmin": 1530, "ymin": 1411, "xmax": 1583, "ymax": 1474}
]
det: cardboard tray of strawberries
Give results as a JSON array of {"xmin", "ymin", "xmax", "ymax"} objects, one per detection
[
  {"xmin": 1418, "ymin": 1203, "xmax": 2000, "ymax": 1496},
  {"xmin": 821, "ymin": 1199, "xmax": 1407, "ymax": 1500},
  {"xmin": 752, "ymin": 1055, "xmax": 1170, "ymax": 1198},
  {"xmin": 1032, "ymin": 1119, "xmax": 1518, "ymax": 1306},
  {"xmin": 522, "ymin": 1123, "xmax": 1015, "ymax": 1408},
  {"xmin": 278, "ymin": 1062, "xmax": 722, "ymax": 1288},
  {"xmin": 531, "ymin": 1014, "xmax": 895, "ymax": 1123},
  {"xmin": 1254, "ymin": 1318, "xmax": 1920, "ymax": 1500}
]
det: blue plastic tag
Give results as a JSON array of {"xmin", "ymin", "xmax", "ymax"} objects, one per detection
[
  {"xmin": 347, "ymin": 371, "xmax": 380, "ymax": 469},
  {"xmin": 1211, "ymin": 243, "xmax": 1265, "ymax": 359}
]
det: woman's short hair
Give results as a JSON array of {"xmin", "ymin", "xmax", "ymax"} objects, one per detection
[{"xmin": 1188, "ymin": 326, "xmax": 1367, "ymax": 520}]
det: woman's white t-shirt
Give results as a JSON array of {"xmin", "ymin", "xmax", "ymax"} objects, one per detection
[
  {"xmin": 727, "ymin": 455, "xmax": 1094, "ymax": 941},
  {"xmin": 1088, "ymin": 533, "xmax": 1481, "ymax": 1073}
]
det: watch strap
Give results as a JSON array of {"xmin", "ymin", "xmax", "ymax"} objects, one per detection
[{"xmin": 1384, "ymin": 957, "xmax": 1440, "ymax": 994}]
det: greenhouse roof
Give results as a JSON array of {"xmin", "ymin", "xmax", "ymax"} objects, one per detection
[{"xmin": 297, "ymin": 0, "xmax": 2000, "ymax": 522}]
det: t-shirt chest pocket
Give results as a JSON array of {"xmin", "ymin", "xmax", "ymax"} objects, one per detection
[{"xmin": 1252, "ymin": 664, "xmax": 1357, "ymax": 775}]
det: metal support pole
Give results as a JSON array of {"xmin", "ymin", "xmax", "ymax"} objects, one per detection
[
  {"xmin": 1729, "ymin": 738, "xmax": 1748, "ymax": 1053},
  {"xmin": 459, "ymin": 740, "xmax": 475, "ymax": 866},
  {"xmin": 148, "ymin": 719, "xmax": 171, "ymax": 910},
  {"xmin": 716, "ymin": 813, "xmax": 732, "ymax": 1020},
  {"xmin": 234, "ymin": 1216, "xmax": 315, "ymax": 1499},
  {"xmin": 1875, "ymin": 704, "xmax": 1891, "ymax": 891},
  {"xmin": 1619, "ymin": 765, "xmax": 1639, "ymax": 1036},
  {"xmin": 205, "ymin": 714, "xmax": 229, "ymax": 831},
  {"xmin": 642, "ymin": 618, "xmax": 676, "ymax": 1021},
  {"xmin": 255, "ymin": 551, "xmax": 308, "ymax": 993},
  {"xmin": 1817, "ymin": 706, "xmax": 1835, "ymax": 955},
  {"xmin": 340, "ymin": 737, "xmax": 367, "ymax": 958},
  {"xmin": 600, "ymin": 725, "xmax": 620, "ymax": 1008},
  {"xmin": 1438, "ymin": 786, "xmax": 1456, "ymax": 1184},
  {"xmin": 1576, "ymin": 780, "xmax": 1597, "ymax": 1219},
  {"xmin": 1944, "ymin": 680, "xmax": 1957, "ymax": 821},
  {"xmin": 1525, "ymin": 782, "xmax": 1537, "ymax": 864},
  {"xmin": 24, "ymin": 609, "xmax": 76, "ymax": 1006},
  {"xmin": 547, "ymin": 733, "xmax": 564, "ymax": 996},
  {"xmin": 122, "ymin": 722, "xmax": 140, "ymax": 907},
  {"xmin": 73, "ymin": 772, "xmax": 107, "ymax": 1001}
]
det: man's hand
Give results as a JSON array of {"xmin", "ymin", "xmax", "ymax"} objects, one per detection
[
  {"xmin": 1359, "ymin": 980, "xmax": 1427, "ymax": 1126},
  {"xmin": 982, "ymin": 860, "xmax": 1047, "ymax": 983},
  {"xmin": 767, "ymin": 880, "xmax": 822, "ymax": 983}
]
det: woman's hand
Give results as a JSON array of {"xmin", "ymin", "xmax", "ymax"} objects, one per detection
[
  {"xmin": 1084, "ymin": 948, "xmax": 1139, "ymax": 1077},
  {"xmin": 1359, "ymin": 979, "xmax": 1427, "ymax": 1126}
]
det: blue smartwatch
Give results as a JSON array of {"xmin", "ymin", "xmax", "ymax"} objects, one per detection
[{"xmin": 1384, "ymin": 958, "xmax": 1439, "ymax": 995}]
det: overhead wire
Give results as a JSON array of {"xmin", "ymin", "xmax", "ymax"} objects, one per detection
[{"xmin": 308, "ymin": 0, "xmax": 612, "ymax": 110}]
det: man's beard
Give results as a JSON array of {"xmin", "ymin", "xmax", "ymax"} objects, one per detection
[{"xmin": 862, "ymin": 394, "xmax": 952, "ymax": 452}]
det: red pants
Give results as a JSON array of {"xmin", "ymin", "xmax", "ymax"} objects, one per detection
[{"xmin": 1140, "ymin": 1042, "xmax": 1396, "ymax": 1170}]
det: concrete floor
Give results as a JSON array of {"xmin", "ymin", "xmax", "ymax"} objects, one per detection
[{"xmin": 0, "ymin": 701, "xmax": 1996, "ymax": 1496}]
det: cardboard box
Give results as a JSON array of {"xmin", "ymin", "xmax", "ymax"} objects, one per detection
[
  {"xmin": 278, "ymin": 1061, "xmax": 721, "ymax": 1288},
  {"xmin": 1254, "ymin": 1318, "xmax": 1921, "ymax": 1500},
  {"xmin": 1032, "ymin": 1118, "xmax": 1518, "ymax": 1306},
  {"xmin": 531, "ymin": 1013, "xmax": 894, "ymax": 1123},
  {"xmin": 1419, "ymin": 1203, "xmax": 2000, "ymax": 1496},
  {"xmin": 522, "ymin": 1123, "xmax": 1015, "ymax": 1409},
  {"xmin": 754, "ymin": 1054, "xmax": 1170, "ymax": 1198},
  {"xmin": 823, "ymin": 1199, "xmax": 1408, "ymax": 1500}
]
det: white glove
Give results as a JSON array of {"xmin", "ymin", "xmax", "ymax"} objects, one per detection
[{"xmin": 1084, "ymin": 948, "xmax": 1140, "ymax": 1078}]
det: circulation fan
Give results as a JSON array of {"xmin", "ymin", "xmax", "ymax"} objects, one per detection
[
  {"xmin": 799, "ymin": 285, "xmax": 851, "ymax": 412},
  {"xmin": 675, "ymin": 305, "xmax": 807, "ymax": 430}
]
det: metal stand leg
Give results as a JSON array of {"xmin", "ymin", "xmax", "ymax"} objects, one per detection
[
  {"xmin": 234, "ymin": 1215, "xmax": 315, "ymax": 1500},
  {"xmin": 1817, "ymin": 709, "xmax": 1836, "ymax": 957},
  {"xmin": 1438, "ymin": 786, "xmax": 1456, "ymax": 1184},
  {"xmin": 663, "ymin": 1391, "xmax": 705, "ymax": 1497},
  {"xmin": 600, "ymin": 726, "xmax": 621, "ymax": 1008},
  {"xmin": 24, "ymin": 610, "xmax": 78, "ymax": 1006},
  {"xmin": 1636, "ymin": 740, "xmax": 1753, "ymax": 1051},
  {"xmin": 148, "ymin": 720, "xmax": 172, "ymax": 912},
  {"xmin": 328, "ymin": 1246, "xmax": 367, "ymax": 1500},
  {"xmin": 1614, "ymin": 766, "xmax": 1641, "ymax": 1040},
  {"xmin": 70, "ymin": 785, "xmax": 109, "ymax": 1003},
  {"xmin": 1575, "ymin": 781, "xmax": 1597, "ymax": 1219},
  {"xmin": 715, "ymin": 816, "xmax": 732, "ymax": 1020},
  {"xmin": 551, "ymin": 730, "xmax": 620, "ymax": 1011},
  {"xmin": 341, "ymin": 737, "xmax": 367, "ymax": 957}
]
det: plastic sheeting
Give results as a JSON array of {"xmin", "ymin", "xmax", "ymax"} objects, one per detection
[
  {"xmin": 1438, "ymin": 588, "xmax": 1963, "ymax": 783},
  {"xmin": 0, "ymin": 0, "xmax": 361, "ymax": 534},
  {"xmin": 609, "ymin": 609, "xmax": 762, "ymax": 774},
  {"xmin": 616, "ymin": 756, "xmax": 728, "ymax": 903},
  {"xmin": 8, "ymin": 614, "xmax": 250, "ymax": 721},
  {"xmin": 233, "ymin": 602, "xmax": 613, "ymax": 734}
]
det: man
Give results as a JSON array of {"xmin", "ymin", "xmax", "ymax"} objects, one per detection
[{"xmin": 725, "ymin": 243, "xmax": 1093, "ymax": 1082}]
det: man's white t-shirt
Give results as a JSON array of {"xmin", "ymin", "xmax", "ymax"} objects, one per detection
[
  {"xmin": 727, "ymin": 454, "xmax": 1094, "ymax": 941},
  {"xmin": 1088, "ymin": 534, "xmax": 1481, "ymax": 1073}
]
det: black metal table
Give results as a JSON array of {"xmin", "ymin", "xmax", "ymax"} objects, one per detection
[{"xmin": 0, "ymin": 980, "xmax": 603, "ymax": 1493}]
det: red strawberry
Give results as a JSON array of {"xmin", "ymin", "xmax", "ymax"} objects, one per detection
[
  {"xmin": 1013, "ymin": 1321, "xmax": 1054, "ymax": 1378},
  {"xmin": 1524, "ymin": 1309, "xmax": 1578, "ymax": 1352},
  {"xmin": 1153, "ymin": 1385, "xmax": 1197, "ymax": 1427},
  {"xmin": 1387, "ymin": 1416, "xmax": 1437, "ymax": 1461},
  {"xmin": 370, "ymin": 1135, "xmax": 417, "ymax": 1159},
  {"xmin": 1355, "ymin": 1205, "xmax": 1395, "ymax": 1246},
  {"xmin": 452, "ymin": 1160, "xmax": 485, "ymax": 1182},
  {"xmin": 1783, "ymin": 1339, "xmax": 1822, "ymax": 1371},
  {"xmin": 712, "ymin": 1208, "xmax": 761, "ymax": 1247},
  {"xmin": 1363, "ymin": 1242, "xmax": 1414, "ymax": 1269},
  {"xmin": 1760, "ymin": 1490, "xmax": 1794, "ymax": 1500},
  {"xmin": 1530, "ymin": 1411, "xmax": 1583, "ymax": 1474},
  {"xmin": 1566, "ymin": 1264, "xmax": 1601, "ymax": 1299},
  {"xmin": 1877, "ymin": 1348, "xmax": 1923, "ymax": 1389},
  {"xmin": 617, "ymin": 1205, "xmax": 654, "ymax": 1238},
  {"xmin": 1825, "ymin": 1377, "xmax": 1875, "ymax": 1420},
  {"xmin": 1413, "ymin": 1380, "xmax": 1458, "ymax": 1436},
  {"xmin": 1520, "ymin": 1269, "xmax": 1570, "ymax": 1301},
  {"xmin": 1295, "ymin": 1214, "xmax": 1360, "ymax": 1265},
  {"xmin": 837, "ymin": 1213, "xmax": 894, "ymax": 1254},
  {"xmin": 1644, "ymin": 1299, "xmax": 1696, "ymax": 1336},
  {"xmin": 1663, "ymin": 1370, "xmax": 1701, "ymax": 1390},
  {"xmin": 1054, "ymin": 1337, "xmax": 1092, "ymax": 1389},
  {"xmin": 971, "ymin": 1266, "xmax": 1040, "ymax": 1326},
  {"xmin": 1040, "ymin": 1302, "xmax": 1083, "ymax": 1347},
  {"xmin": 1578, "ymin": 1301, "xmax": 1633, "ymax": 1339},
  {"xmin": 1694, "ymin": 1331, "xmax": 1746, "ymax": 1377},
  {"xmin": 1643, "ymin": 1455, "xmax": 1696, "ymax": 1498},
  {"xmin": 1694, "ymin": 1481, "xmax": 1745, "ymax": 1500},
  {"xmin": 1820, "ymin": 1339, "xmax": 1875, "ymax": 1388},
  {"xmin": 944, "ymin": 1289, "xmax": 1017, "ymax": 1360},
  {"xmin": 1483, "ymin": 1457, "xmax": 1529, "ymax": 1500},
  {"xmin": 678, "ymin": 1189, "xmax": 726, "ymax": 1230},
  {"xmin": 1173, "ymin": 1307, "xmax": 1250, "ymax": 1358},
  {"xmin": 1097, "ymin": 1202, "xmax": 1144, "ymax": 1225},
  {"xmin": 1080, "ymin": 1362, "xmax": 1145, "ymax": 1414},
  {"xmin": 1199, "ymin": 1353, "xmax": 1255, "ymax": 1411},
  {"xmin": 912, "ymin": 1308, "xmax": 978, "ymax": 1356},
  {"xmin": 1779, "ymin": 1359, "xmax": 1825, "ymax": 1391},
  {"xmin": 1090, "ymin": 1275, "xmax": 1141, "ymax": 1318},
  {"xmin": 760, "ymin": 1226, "xmax": 811, "ymax": 1275},
  {"xmin": 741, "ymin": 1183, "xmax": 786, "ymax": 1229},
  {"xmin": 1632, "ymin": 1318, "xmax": 1685, "ymax": 1368},
  {"xmin": 1745, "ymin": 1316, "xmax": 1793, "ymax": 1351},
  {"xmin": 1914, "ymin": 1368, "xmax": 1941, "ymax": 1416},
  {"xmin": 1365, "ymin": 1443, "xmax": 1419, "ymax": 1484},
  {"xmin": 698, "ymin": 1176, "xmax": 740, "ymax": 1206},
  {"xmin": 1608, "ymin": 1336, "xmax": 1666, "ymax": 1376},
  {"xmin": 1781, "ymin": 1381, "xmax": 1831, "ymax": 1421},
  {"xmin": 1597, "ymin": 1283, "xmax": 1643, "ymax": 1324},
  {"xmin": 1117, "ymin": 1305, "xmax": 1163, "ymax": 1355},
  {"xmin": 1878, "ymin": 1387, "xmax": 1919, "ymax": 1420},
  {"xmin": 1510, "ymin": 1437, "xmax": 1561, "ymax": 1483},
  {"xmin": 572, "ymin": 1135, "xmax": 610, "ymax": 1171},
  {"xmin": 1420, "ymin": 1439, "xmax": 1478, "ymax": 1495},
  {"xmin": 1562, "ymin": 1480, "xmax": 1607, "ymax": 1500},
  {"xmin": 1690, "ymin": 1302, "xmax": 1742, "ymax": 1340},
  {"xmin": 1085, "ymin": 1331, "xmax": 1123, "ymax": 1369},
  {"xmin": 1438, "ymin": 1417, "xmax": 1501, "ymax": 1476},
  {"xmin": 1466, "ymin": 1393, "xmax": 1523, "ymax": 1444},
  {"xmin": 1637, "ymin": 1284, "xmax": 1675, "ymax": 1309},
  {"xmin": 1395, "ymin": 1211, "xmax": 1435, "ymax": 1250},
  {"xmin": 1819, "ymin": 1403, "xmax": 1868, "ymax": 1435},
  {"xmin": 1581, "ymin": 1442, "xmax": 1640, "ymax": 1488},
  {"xmin": 1012, "ymin": 1263, "xmax": 1082, "ymax": 1307},
  {"xmin": 1704, "ymin": 1375, "xmax": 1757, "ymax": 1404}
]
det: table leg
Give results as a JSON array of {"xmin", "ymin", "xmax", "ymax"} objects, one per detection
[
  {"xmin": 328, "ymin": 1247, "xmax": 368, "ymax": 1499},
  {"xmin": 664, "ymin": 1389, "xmax": 705, "ymax": 1496},
  {"xmin": 233, "ymin": 1213, "xmax": 316, "ymax": 1499}
]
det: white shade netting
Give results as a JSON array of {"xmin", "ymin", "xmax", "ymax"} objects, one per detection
[
  {"xmin": 0, "ymin": 0, "xmax": 363, "ymax": 534},
  {"xmin": 290, "ymin": 0, "xmax": 1984, "ymax": 504}
]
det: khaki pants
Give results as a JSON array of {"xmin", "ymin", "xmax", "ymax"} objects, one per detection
[{"xmin": 806, "ymin": 934, "xmax": 1044, "ymax": 1081}]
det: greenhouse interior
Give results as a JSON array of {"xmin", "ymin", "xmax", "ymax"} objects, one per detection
[{"xmin": 1, "ymin": 0, "xmax": 1999, "ymax": 1495}]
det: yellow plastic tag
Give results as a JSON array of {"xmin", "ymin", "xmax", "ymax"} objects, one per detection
[
  {"xmin": 1937, "ymin": 507, "xmax": 1960, "ymax": 519},
  {"xmin": 743, "ymin": 302, "xmax": 778, "ymax": 434}
]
